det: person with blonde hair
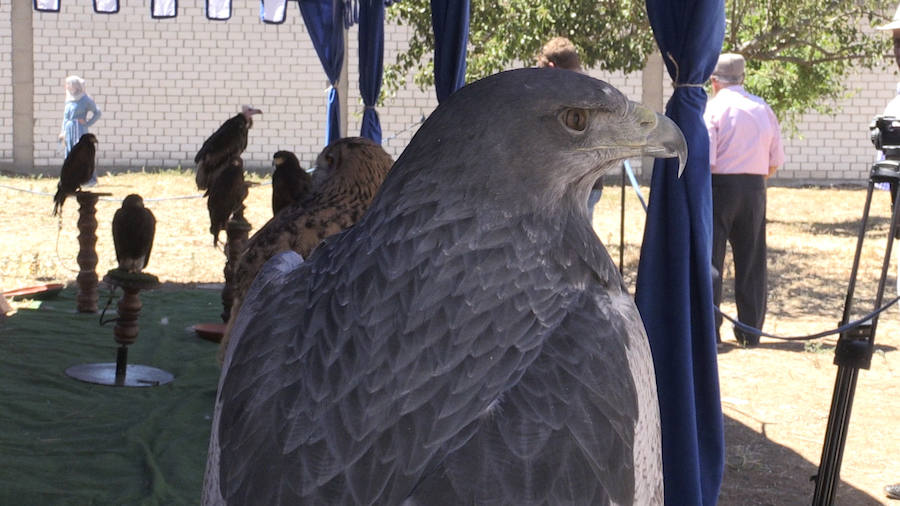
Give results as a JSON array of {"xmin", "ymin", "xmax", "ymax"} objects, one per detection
[{"xmin": 59, "ymin": 75, "xmax": 102, "ymax": 186}]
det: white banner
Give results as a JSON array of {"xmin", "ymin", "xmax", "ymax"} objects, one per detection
[
  {"xmin": 152, "ymin": 0, "xmax": 176, "ymax": 18},
  {"xmin": 207, "ymin": 0, "xmax": 232, "ymax": 20},
  {"xmin": 261, "ymin": 0, "xmax": 287, "ymax": 24},
  {"xmin": 34, "ymin": 0, "xmax": 60, "ymax": 12},
  {"xmin": 94, "ymin": 0, "xmax": 119, "ymax": 13}
]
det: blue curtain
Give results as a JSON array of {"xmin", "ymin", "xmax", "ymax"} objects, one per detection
[
  {"xmin": 299, "ymin": 0, "xmax": 345, "ymax": 144},
  {"xmin": 358, "ymin": 0, "xmax": 384, "ymax": 143},
  {"xmin": 429, "ymin": 0, "xmax": 469, "ymax": 103},
  {"xmin": 635, "ymin": 1, "xmax": 725, "ymax": 505}
]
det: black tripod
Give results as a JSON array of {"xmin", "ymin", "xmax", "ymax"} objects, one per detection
[{"xmin": 811, "ymin": 155, "xmax": 900, "ymax": 505}]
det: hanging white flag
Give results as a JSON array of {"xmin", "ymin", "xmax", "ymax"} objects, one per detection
[
  {"xmin": 94, "ymin": 0, "xmax": 119, "ymax": 13},
  {"xmin": 261, "ymin": 0, "xmax": 287, "ymax": 24},
  {"xmin": 207, "ymin": 0, "xmax": 232, "ymax": 20},
  {"xmin": 35, "ymin": 0, "xmax": 60, "ymax": 12},
  {"xmin": 152, "ymin": 0, "xmax": 176, "ymax": 18}
]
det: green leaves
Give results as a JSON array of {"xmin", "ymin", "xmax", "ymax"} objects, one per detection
[
  {"xmin": 725, "ymin": 0, "xmax": 893, "ymax": 131},
  {"xmin": 382, "ymin": 0, "xmax": 894, "ymax": 133},
  {"xmin": 382, "ymin": 0, "xmax": 655, "ymax": 101}
]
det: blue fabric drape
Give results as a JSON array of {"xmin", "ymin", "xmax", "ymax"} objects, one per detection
[
  {"xmin": 358, "ymin": 0, "xmax": 384, "ymax": 143},
  {"xmin": 299, "ymin": 0, "xmax": 345, "ymax": 144},
  {"xmin": 429, "ymin": 0, "xmax": 469, "ymax": 103},
  {"xmin": 635, "ymin": 1, "xmax": 725, "ymax": 505}
]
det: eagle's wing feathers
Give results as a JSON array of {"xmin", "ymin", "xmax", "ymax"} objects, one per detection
[{"xmin": 221, "ymin": 198, "xmax": 543, "ymax": 501}]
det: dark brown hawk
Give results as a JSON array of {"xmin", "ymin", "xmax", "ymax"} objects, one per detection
[
  {"xmin": 112, "ymin": 194, "xmax": 156, "ymax": 273},
  {"xmin": 271, "ymin": 150, "xmax": 313, "ymax": 216},
  {"xmin": 195, "ymin": 105, "xmax": 261, "ymax": 191},
  {"xmin": 52, "ymin": 133, "xmax": 98, "ymax": 216},
  {"xmin": 205, "ymin": 157, "xmax": 249, "ymax": 247}
]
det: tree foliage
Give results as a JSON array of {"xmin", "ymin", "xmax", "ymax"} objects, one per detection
[
  {"xmin": 383, "ymin": 0, "xmax": 893, "ymax": 129},
  {"xmin": 724, "ymin": 0, "xmax": 892, "ymax": 129},
  {"xmin": 382, "ymin": 0, "xmax": 655, "ymax": 100}
]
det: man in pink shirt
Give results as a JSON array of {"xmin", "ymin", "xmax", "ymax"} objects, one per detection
[{"xmin": 704, "ymin": 53, "xmax": 785, "ymax": 347}]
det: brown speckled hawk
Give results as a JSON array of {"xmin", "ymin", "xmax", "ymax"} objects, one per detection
[{"xmin": 220, "ymin": 137, "xmax": 393, "ymax": 355}]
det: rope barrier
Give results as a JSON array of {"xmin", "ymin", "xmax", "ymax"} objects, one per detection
[
  {"xmin": 0, "ymin": 181, "xmax": 274, "ymax": 203},
  {"xmin": 717, "ymin": 296, "xmax": 900, "ymax": 342}
]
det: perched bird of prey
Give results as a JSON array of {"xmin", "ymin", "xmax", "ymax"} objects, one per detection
[
  {"xmin": 112, "ymin": 194, "xmax": 156, "ymax": 273},
  {"xmin": 52, "ymin": 133, "xmax": 98, "ymax": 216},
  {"xmin": 228, "ymin": 137, "xmax": 392, "ymax": 313},
  {"xmin": 271, "ymin": 150, "xmax": 313, "ymax": 216},
  {"xmin": 204, "ymin": 68, "xmax": 686, "ymax": 506},
  {"xmin": 205, "ymin": 157, "xmax": 249, "ymax": 247},
  {"xmin": 195, "ymin": 105, "xmax": 262, "ymax": 191},
  {"xmin": 214, "ymin": 137, "xmax": 392, "ymax": 361}
]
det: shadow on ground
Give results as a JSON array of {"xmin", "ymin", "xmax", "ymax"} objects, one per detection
[
  {"xmin": 719, "ymin": 414, "xmax": 884, "ymax": 505},
  {"xmin": 768, "ymin": 216, "xmax": 891, "ymax": 239}
]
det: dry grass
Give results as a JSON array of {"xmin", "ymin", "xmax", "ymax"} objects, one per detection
[
  {"xmin": 0, "ymin": 169, "xmax": 273, "ymax": 288},
  {"xmin": 1, "ymin": 172, "xmax": 899, "ymax": 504},
  {"xmin": 594, "ymin": 183, "xmax": 899, "ymax": 505}
]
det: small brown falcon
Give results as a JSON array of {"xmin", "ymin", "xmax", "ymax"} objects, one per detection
[
  {"xmin": 112, "ymin": 194, "xmax": 156, "ymax": 273},
  {"xmin": 195, "ymin": 105, "xmax": 261, "ymax": 191},
  {"xmin": 52, "ymin": 133, "xmax": 98, "ymax": 216},
  {"xmin": 271, "ymin": 150, "xmax": 313, "ymax": 216},
  {"xmin": 205, "ymin": 157, "xmax": 249, "ymax": 247}
]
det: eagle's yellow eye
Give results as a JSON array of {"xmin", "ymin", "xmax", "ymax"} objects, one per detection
[{"xmin": 561, "ymin": 108, "xmax": 588, "ymax": 132}]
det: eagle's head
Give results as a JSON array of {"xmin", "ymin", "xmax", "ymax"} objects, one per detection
[{"xmin": 394, "ymin": 68, "xmax": 686, "ymax": 214}]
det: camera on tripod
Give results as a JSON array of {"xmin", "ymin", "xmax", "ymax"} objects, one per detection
[{"xmin": 870, "ymin": 115, "xmax": 900, "ymax": 159}]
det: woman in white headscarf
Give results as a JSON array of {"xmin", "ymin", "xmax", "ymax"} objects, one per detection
[{"xmin": 59, "ymin": 75, "xmax": 102, "ymax": 184}]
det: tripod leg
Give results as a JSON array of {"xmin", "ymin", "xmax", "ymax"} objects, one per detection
[{"xmin": 813, "ymin": 175, "xmax": 899, "ymax": 505}]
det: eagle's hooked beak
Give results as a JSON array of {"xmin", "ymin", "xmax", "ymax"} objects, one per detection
[{"xmin": 637, "ymin": 105, "xmax": 688, "ymax": 177}]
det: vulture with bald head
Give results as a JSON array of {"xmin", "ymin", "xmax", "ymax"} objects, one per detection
[
  {"xmin": 195, "ymin": 105, "xmax": 262, "ymax": 191},
  {"xmin": 204, "ymin": 69, "xmax": 686, "ymax": 506},
  {"xmin": 270, "ymin": 150, "xmax": 312, "ymax": 216},
  {"xmin": 52, "ymin": 133, "xmax": 98, "ymax": 216}
]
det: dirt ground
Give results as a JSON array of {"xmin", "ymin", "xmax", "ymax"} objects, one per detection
[{"xmin": 1, "ymin": 171, "xmax": 898, "ymax": 504}]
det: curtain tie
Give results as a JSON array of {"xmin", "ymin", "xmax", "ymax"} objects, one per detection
[{"xmin": 666, "ymin": 52, "xmax": 706, "ymax": 88}]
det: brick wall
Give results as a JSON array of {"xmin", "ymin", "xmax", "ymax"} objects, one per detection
[
  {"xmin": 5, "ymin": 5, "xmax": 899, "ymax": 183},
  {"xmin": 0, "ymin": 2, "xmax": 11, "ymax": 162},
  {"xmin": 31, "ymin": 3, "xmax": 330, "ymax": 173},
  {"xmin": 780, "ymin": 67, "xmax": 899, "ymax": 183}
]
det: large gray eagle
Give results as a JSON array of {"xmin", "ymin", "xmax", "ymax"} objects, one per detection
[{"xmin": 204, "ymin": 68, "xmax": 686, "ymax": 505}]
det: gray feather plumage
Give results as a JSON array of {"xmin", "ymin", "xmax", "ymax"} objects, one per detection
[{"xmin": 205, "ymin": 68, "xmax": 683, "ymax": 505}]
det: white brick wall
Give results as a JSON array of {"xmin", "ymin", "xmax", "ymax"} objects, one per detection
[
  {"xmin": 0, "ymin": 2, "xmax": 11, "ymax": 162},
  {"xmin": 31, "ymin": 3, "xmax": 330, "ymax": 173},
  {"xmin": 781, "ymin": 65, "xmax": 899, "ymax": 183},
  {"xmin": 0, "ymin": 5, "xmax": 895, "ymax": 182}
]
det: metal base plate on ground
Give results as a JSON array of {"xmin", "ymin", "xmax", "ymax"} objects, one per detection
[{"xmin": 65, "ymin": 363, "xmax": 174, "ymax": 387}]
